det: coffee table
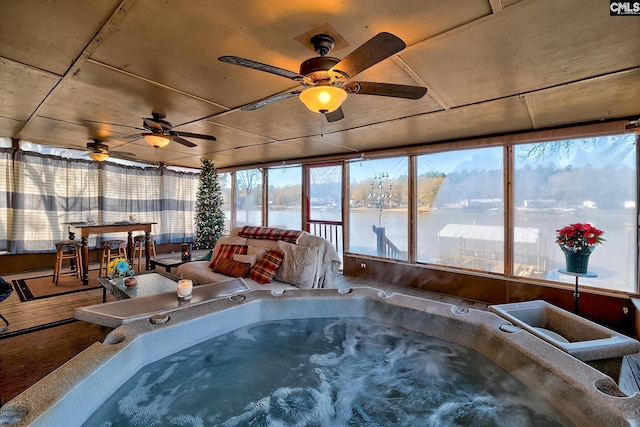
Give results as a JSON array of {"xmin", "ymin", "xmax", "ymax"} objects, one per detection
[
  {"xmin": 98, "ymin": 270, "xmax": 180, "ymax": 302},
  {"xmin": 150, "ymin": 257, "xmax": 191, "ymax": 272}
]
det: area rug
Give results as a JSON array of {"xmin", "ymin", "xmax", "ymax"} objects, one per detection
[{"xmin": 12, "ymin": 269, "xmax": 101, "ymax": 302}]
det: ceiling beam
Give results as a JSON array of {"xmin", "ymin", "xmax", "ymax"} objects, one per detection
[
  {"xmin": 87, "ymin": 59, "xmax": 229, "ymax": 114},
  {"xmin": 392, "ymin": 55, "xmax": 450, "ymax": 110},
  {"xmin": 489, "ymin": 0, "xmax": 504, "ymax": 14}
]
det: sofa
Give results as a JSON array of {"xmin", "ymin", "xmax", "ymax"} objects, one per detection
[{"xmin": 174, "ymin": 226, "xmax": 341, "ymax": 291}]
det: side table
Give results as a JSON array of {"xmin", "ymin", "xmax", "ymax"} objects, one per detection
[
  {"xmin": 558, "ymin": 269, "xmax": 597, "ymax": 315},
  {"xmin": 150, "ymin": 257, "xmax": 191, "ymax": 273}
]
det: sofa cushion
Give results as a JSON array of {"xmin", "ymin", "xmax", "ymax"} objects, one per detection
[
  {"xmin": 174, "ymin": 261, "xmax": 296, "ymax": 291},
  {"xmin": 247, "ymin": 249, "xmax": 285, "ymax": 284},
  {"xmin": 247, "ymin": 240, "xmax": 277, "ymax": 251},
  {"xmin": 275, "ymin": 240, "xmax": 319, "ymax": 289},
  {"xmin": 233, "ymin": 254, "xmax": 257, "ymax": 267},
  {"xmin": 209, "ymin": 244, "xmax": 248, "ymax": 269},
  {"xmin": 212, "ymin": 258, "xmax": 252, "ymax": 278}
]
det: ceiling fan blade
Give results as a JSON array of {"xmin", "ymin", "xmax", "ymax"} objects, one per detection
[
  {"xmin": 345, "ymin": 81, "xmax": 427, "ymax": 99},
  {"xmin": 174, "ymin": 131, "xmax": 217, "ymax": 141},
  {"xmin": 325, "ymin": 107, "xmax": 344, "ymax": 122},
  {"xmin": 172, "ymin": 135, "xmax": 197, "ymax": 148},
  {"xmin": 241, "ymin": 91, "xmax": 301, "ymax": 111},
  {"xmin": 331, "ymin": 32, "xmax": 406, "ymax": 79},
  {"xmin": 219, "ymin": 56, "xmax": 304, "ymax": 81},
  {"xmin": 143, "ymin": 118, "xmax": 164, "ymax": 131}
]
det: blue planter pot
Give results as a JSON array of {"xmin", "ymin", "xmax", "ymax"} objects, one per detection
[{"xmin": 560, "ymin": 245, "xmax": 594, "ymax": 274}]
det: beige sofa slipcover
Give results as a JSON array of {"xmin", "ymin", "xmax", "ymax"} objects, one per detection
[{"xmin": 174, "ymin": 227, "xmax": 341, "ymax": 290}]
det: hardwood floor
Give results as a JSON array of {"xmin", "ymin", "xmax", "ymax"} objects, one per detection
[{"xmin": 1, "ymin": 260, "xmax": 639, "ymax": 407}]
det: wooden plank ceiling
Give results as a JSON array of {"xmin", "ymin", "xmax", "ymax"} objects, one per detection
[{"xmin": 0, "ymin": 0, "xmax": 638, "ymax": 169}]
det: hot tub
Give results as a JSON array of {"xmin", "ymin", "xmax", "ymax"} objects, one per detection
[{"xmin": 1, "ymin": 287, "xmax": 639, "ymax": 426}]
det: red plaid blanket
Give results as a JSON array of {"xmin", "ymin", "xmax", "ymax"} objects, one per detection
[{"xmin": 238, "ymin": 226, "xmax": 304, "ymax": 244}]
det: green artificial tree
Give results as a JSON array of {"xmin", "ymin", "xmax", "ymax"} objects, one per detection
[{"xmin": 195, "ymin": 159, "xmax": 226, "ymax": 249}]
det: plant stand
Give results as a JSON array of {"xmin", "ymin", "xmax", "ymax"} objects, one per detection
[{"xmin": 558, "ymin": 269, "xmax": 597, "ymax": 315}]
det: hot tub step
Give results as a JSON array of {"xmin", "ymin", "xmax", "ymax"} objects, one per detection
[{"xmin": 489, "ymin": 300, "xmax": 640, "ymax": 380}]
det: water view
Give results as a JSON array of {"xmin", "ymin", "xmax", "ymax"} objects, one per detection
[
  {"xmin": 262, "ymin": 206, "xmax": 635, "ymax": 292},
  {"xmin": 229, "ymin": 135, "xmax": 637, "ymax": 293}
]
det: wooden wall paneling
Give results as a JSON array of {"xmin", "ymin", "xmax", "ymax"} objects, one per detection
[
  {"xmin": 343, "ymin": 254, "xmax": 635, "ymax": 333},
  {"xmin": 344, "ymin": 255, "xmax": 508, "ymax": 304}
]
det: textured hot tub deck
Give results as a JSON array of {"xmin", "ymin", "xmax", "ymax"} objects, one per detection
[
  {"xmin": 333, "ymin": 273, "xmax": 490, "ymax": 310},
  {"xmin": 1, "ymin": 267, "xmax": 638, "ymax": 405},
  {"xmin": 2, "ymin": 285, "xmax": 640, "ymax": 426},
  {"xmin": 334, "ymin": 274, "xmax": 640, "ymax": 396}
]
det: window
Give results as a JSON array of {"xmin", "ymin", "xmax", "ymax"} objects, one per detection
[
  {"xmin": 308, "ymin": 164, "xmax": 343, "ymax": 256},
  {"xmin": 513, "ymin": 135, "xmax": 637, "ymax": 292},
  {"xmin": 0, "ymin": 140, "xmax": 13, "ymax": 253},
  {"xmin": 349, "ymin": 157, "xmax": 408, "ymax": 259},
  {"xmin": 161, "ymin": 167, "xmax": 200, "ymax": 243},
  {"xmin": 3, "ymin": 141, "xmax": 200, "ymax": 253},
  {"xmin": 218, "ymin": 172, "xmax": 232, "ymax": 233},
  {"xmin": 267, "ymin": 166, "xmax": 302, "ymax": 230},
  {"xmin": 234, "ymin": 168, "xmax": 263, "ymax": 227},
  {"xmin": 12, "ymin": 149, "xmax": 99, "ymax": 252},
  {"xmin": 416, "ymin": 148, "xmax": 504, "ymax": 272}
]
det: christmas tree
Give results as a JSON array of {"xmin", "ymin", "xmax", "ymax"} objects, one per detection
[{"xmin": 195, "ymin": 159, "xmax": 226, "ymax": 249}]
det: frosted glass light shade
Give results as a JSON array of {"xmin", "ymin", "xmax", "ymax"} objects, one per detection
[
  {"xmin": 143, "ymin": 134, "xmax": 171, "ymax": 148},
  {"xmin": 299, "ymin": 86, "xmax": 347, "ymax": 113},
  {"xmin": 87, "ymin": 151, "xmax": 109, "ymax": 161}
]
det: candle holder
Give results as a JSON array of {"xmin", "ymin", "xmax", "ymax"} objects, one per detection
[
  {"xmin": 177, "ymin": 279, "xmax": 193, "ymax": 301},
  {"xmin": 181, "ymin": 242, "xmax": 192, "ymax": 261}
]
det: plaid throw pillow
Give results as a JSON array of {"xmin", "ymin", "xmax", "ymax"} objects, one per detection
[
  {"xmin": 238, "ymin": 226, "xmax": 303, "ymax": 244},
  {"xmin": 209, "ymin": 244, "xmax": 248, "ymax": 269},
  {"xmin": 212, "ymin": 258, "xmax": 252, "ymax": 278},
  {"xmin": 247, "ymin": 249, "xmax": 285, "ymax": 284}
]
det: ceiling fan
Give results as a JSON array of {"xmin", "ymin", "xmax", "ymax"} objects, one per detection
[
  {"xmin": 219, "ymin": 32, "xmax": 427, "ymax": 122},
  {"xmin": 85, "ymin": 138, "xmax": 137, "ymax": 162},
  {"xmin": 123, "ymin": 112, "xmax": 217, "ymax": 148}
]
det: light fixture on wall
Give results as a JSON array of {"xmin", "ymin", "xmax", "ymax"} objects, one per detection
[
  {"xmin": 299, "ymin": 86, "xmax": 347, "ymax": 114},
  {"xmin": 143, "ymin": 133, "xmax": 171, "ymax": 148},
  {"xmin": 87, "ymin": 151, "xmax": 109, "ymax": 162}
]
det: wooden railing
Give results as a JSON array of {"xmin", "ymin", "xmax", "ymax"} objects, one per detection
[
  {"xmin": 372, "ymin": 225, "xmax": 406, "ymax": 260},
  {"xmin": 306, "ymin": 221, "xmax": 406, "ymax": 262},
  {"xmin": 307, "ymin": 220, "xmax": 343, "ymax": 256}
]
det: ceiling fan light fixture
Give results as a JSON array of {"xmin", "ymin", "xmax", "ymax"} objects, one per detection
[
  {"xmin": 143, "ymin": 133, "xmax": 171, "ymax": 148},
  {"xmin": 87, "ymin": 151, "xmax": 109, "ymax": 162},
  {"xmin": 299, "ymin": 86, "xmax": 347, "ymax": 114}
]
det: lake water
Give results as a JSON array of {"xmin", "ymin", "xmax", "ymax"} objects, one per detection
[{"xmin": 259, "ymin": 207, "xmax": 636, "ymax": 293}]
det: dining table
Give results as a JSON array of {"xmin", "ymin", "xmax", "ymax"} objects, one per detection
[{"xmin": 66, "ymin": 222, "xmax": 156, "ymax": 286}]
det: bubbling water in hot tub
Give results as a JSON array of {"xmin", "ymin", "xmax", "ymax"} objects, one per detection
[{"xmin": 84, "ymin": 317, "xmax": 571, "ymax": 426}]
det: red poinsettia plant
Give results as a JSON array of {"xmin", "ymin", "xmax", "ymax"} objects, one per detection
[{"xmin": 555, "ymin": 222, "xmax": 605, "ymax": 251}]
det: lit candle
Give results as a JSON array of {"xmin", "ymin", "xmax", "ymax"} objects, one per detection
[{"xmin": 177, "ymin": 279, "xmax": 193, "ymax": 300}]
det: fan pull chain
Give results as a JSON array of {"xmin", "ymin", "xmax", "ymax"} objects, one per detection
[{"xmin": 320, "ymin": 113, "xmax": 325, "ymax": 137}]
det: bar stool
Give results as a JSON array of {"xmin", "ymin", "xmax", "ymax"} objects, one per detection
[
  {"xmin": 132, "ymin": 234, "xmax": 156, "ymax": 271},
  {"xmin": 53, "ymin": 240, "xmax": 83, "ymax": 285},
  {"xmin": 99, "ymin": 239, "xmax": 127, "ymax": 277}
]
